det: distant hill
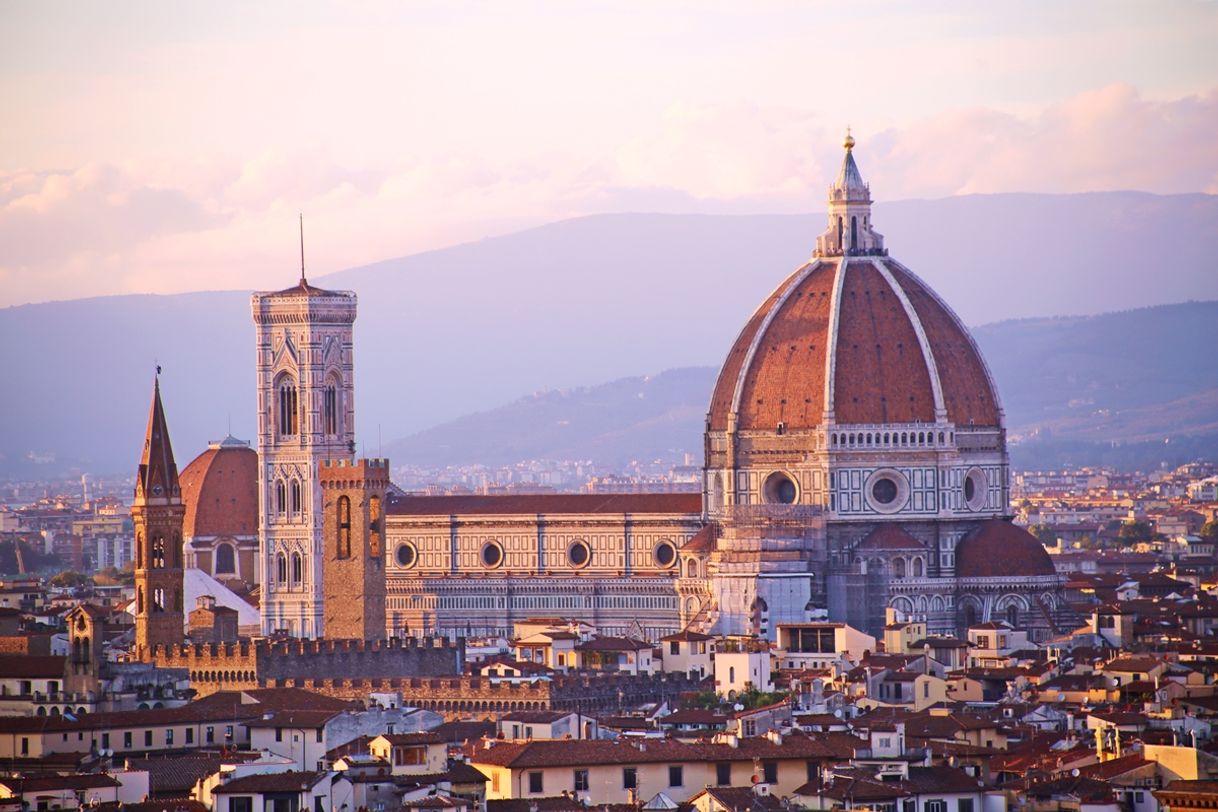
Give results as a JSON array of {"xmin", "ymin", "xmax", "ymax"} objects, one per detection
[
  {"xmin": 1, "ymin": 192, "xmax": 1216, "ymax": 478},
  {"xmin": 388, "ymin": 301, "xmax": 1218, "ymax": 471}
]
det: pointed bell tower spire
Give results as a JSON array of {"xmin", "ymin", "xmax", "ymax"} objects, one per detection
[
  {"xmin": 814, "ymin": 130, "xmax": 885, "ymax": 258},
  {"xmin": 131, "ymin": 373, "xmax": 186, "ymax": 659},
  {"xmin": 136, "ymin": 373, "xmax": 181, "ymax": 502}
]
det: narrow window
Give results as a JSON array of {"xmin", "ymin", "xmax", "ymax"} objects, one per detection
[
  {"xmin": 276, "ymin": 481, "xmax": 286, "ymax": 516},
  {"xmin": 292, "ymin": 553, "xmax": 302, "ymax": 585},
  {"xmin": 324, "ymin": 383, "xmax": 338, "ymax": 435},
  {"xmin": 337, "ymin": 496, "xmax": 351, "ymax": 558},
  {"xmin": 276, "ymin": 553, "xmax": 287, "ymax": 584},
  {"xmin": 277, "ymin": 379, "xmax": 298, "ymax": 436},
  {"xmin": 368, "ymin": 495, "xmax": 381, "ymax": 557},
  {"xmin": 290, "ymin": 480, "xmax": 301, "ymax": 515}
]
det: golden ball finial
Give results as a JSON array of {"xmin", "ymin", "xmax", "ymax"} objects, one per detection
[{"xmin": 843, "ymin": 127, "xmax": 855, "ymax": 150}]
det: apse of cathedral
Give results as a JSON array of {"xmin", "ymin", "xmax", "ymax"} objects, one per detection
[{"xmin": 149, "ymin": 134, "xmax": 1073, "ymax": 645}]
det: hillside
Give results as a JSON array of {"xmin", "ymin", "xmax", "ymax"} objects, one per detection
[
  {"xmin": 1, "ymin": 192, "xmax": 1215, "ymax": 477},
  {"xmin": 388, "ymin": 301, "xmax": 1218, "ymax": 471}
]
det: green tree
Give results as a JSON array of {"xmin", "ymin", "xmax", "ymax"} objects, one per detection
[
  {"xmin": 1118, "ymin": 520, "xmax": 1156, "ymax": 545},
  {"xmin": 1200, "ymin": 520, "xmax": 1218, "ymax": 543},
  {"xmin": 49, "ymin": 570, "xmax": 89, "ymax": 588}
]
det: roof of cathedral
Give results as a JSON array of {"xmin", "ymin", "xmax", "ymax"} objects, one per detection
[
  {"xmin": 135, "ymin": 377, "xmax": 181, "ymax": 501},
  {"xmin": 706, "ymin": 140, "xmax": 1000, "ymax": 433},
  {"xmin": 857, "ymin": 525, "xmax": 925, "ymax": 551},
  {"xmin": 387, "ymin": 492, "xmax": 701, "ymax": 516},
  {"xmin": 955, "ymin": 519, "xmax": 1057, "ymax": 579},
  {"xmin": 180, "ymin": 437, "xmax": 258, "ymax": 539}
]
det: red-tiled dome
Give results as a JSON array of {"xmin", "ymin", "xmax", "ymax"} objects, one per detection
[
  {"xmin": 707, "ymin": 257, "xmax": 1000, "ymax": 432},
  {"xmin": 180, "ymin": 437, "xmax": 258, "ymax": 538},
  {"xmin": 955, "ymin": 519, "xmax": 1056, "ymax": 578}
]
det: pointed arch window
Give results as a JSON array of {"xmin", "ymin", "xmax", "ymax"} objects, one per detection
[
  {"xmin": 368, "ymin": 495, "xmax": 381, "ymax": 558},
  {"xmin": 291, "ymin": 552, "xmax": 303, "ymax": 585},
  {"xmin": 277, "ymin": 377, "xmax": 298, "ymax": 436},
  {"xmin": 276, "ymin": 553, "xmax": 287, "ymax": 584},
  {"xmin": 290, "ymin": 480, "xmax": 302, "ymax": 516},
  {"xmin": 324, "ymin": 381, "xmax": 339, "ymax": 436},
  {"xmin": 275, "ymin": 481, "xmax": 287, "ymax": 517},
  {"xmin": 153, "ymin": 587, "xmax": 165, "ymax": 612},
  {"xmin": 337, "ymin": 496, "xmax": 351, "ymax": 559}
]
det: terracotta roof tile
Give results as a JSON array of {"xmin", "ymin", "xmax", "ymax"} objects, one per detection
[
  {"xmin": 388, "ymin": 493, "xmax": 700, "ymax": 517},
  {"xmin": 956, "ymin": 519, "xmax": 1056, "ymax": 578}
]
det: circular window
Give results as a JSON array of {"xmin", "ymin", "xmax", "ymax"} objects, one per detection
[
  {"xmin": 568, "ymin": 541, "xmax": 590, "ymax": 568},
  {"xmin": 763, "ymin": 472, "xmax": 798, "ymax": 505},
  {"xmin": 963, "ymin": 468, "xmax": 988, "ymax": 511},
  {"xmin": 655, "ymin": 541, "xmax": 676, "ymax": 568},
  {"xmin": 864, "ymin": 469, "xmax": 909, "ymax": 514},
  {"xmin": 872, "ymin": 478, "xmax": 898, "ymax": 504},
  {"xmin": 395, "ymin": 543, "xmax": 417, "ymax": 568},
  {"xmin": 480, "ymin": 542, "xmax": 504, "ymax": 568}
]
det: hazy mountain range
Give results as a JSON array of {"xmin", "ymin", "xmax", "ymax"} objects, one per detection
[
  {"xmin": 2, "ymin": 191, "xmax": 1216, "ymax": 479},
  {"xmin": 389, "ymin": 301, "xmax": 1218, "ymax": 472}
]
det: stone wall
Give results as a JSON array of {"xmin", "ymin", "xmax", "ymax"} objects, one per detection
[{"xmin": 152, "ymin": 636, "xmax": 465, "ymax": 697}]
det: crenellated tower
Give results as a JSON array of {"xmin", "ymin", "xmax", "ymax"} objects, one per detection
[
  {"xmin": 320, "ymin": 458, "xmax": 389, "ymax": 641},
  {"xmin": 132, "ymin": 376, "xmax": 186, "ymax": 658},
  {"xmin": 252, "ymin": 267, "xmax": 357, "ymax": 639}
]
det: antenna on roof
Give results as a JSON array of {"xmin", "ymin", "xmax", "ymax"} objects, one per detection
[{"xmin": 299, "ymin": 213, "xmax": 307, "ymax": 286}]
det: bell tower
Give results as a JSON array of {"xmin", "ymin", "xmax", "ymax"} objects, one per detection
[
  {"xmin": 252, "ymin": 258, "xmax": 357, "ymax": 638},
  {"xmin": 132, "ymin": 376, "xmax": 186, "ymax": 658}
]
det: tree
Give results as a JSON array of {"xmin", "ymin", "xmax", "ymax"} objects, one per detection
[
  {"xmin": 49, "ymin": 570, "xmax": 90, "ymax": 588},
  {"xmin": 1118, "ymin": 520, "xmax": 1156, "ymax": 545},
  {"xmin": 1201, "ymin": 520, "xmax": 1218, "ymax": 543}
]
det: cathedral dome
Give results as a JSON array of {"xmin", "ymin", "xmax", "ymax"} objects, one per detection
[
  {"xmin": 955, "ymin": 519, "xmax": 1056, "ymax": 578},
  {"xmin": 707, "ymin": 139, "xmax": 1000, "ymax": 434},
  {"xmin": 179, "ymin": 436, "xmax": 258, "ymax": 539}
]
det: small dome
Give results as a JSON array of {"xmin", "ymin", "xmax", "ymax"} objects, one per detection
[
  {"xmin": 180, "ymin": 441, "xmax": 258, "ymax": 539},
  {"xmin": 956, "ymin": 519, "xmax": 1056, "ymax": 578}
]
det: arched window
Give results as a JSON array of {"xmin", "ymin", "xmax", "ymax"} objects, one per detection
[
  {"xmin": 686, "ymin": 559, "xmax": 699, "ymax": 578},
  {"xmin": 893, "ymin": 558, "xmax": 906, "ymax": 578},
  {"xmin": 137, "ymin": 588, "xmax": 144, "ymax": 614},
  {"xmin": 215, "ymin": 542, "xmax": 236, "ymax": 575},
  {"xmin": 368, "ymin": 495, "xmax": 382, "ymax": 557},
  {"xmin": 276, "ymin": 553, "xmax": 287, "ymax": 584},
  {"xmin": 836, "ymin": 216, "xmax": 843, "ymax": 249},
  {"xmin": 1006, "ymin": 604, "xmax": 1020, "ymax": 628},
  {"xmin": 153, "ymin": 587, "xmax": 165, "ymax": 612},
  {"xmin": 290, "ymin": 480, "xmax": 301, "ymax": 515},
  {"xmin": 275, "ymin": 481, "xmax": 287, "ymax": 516},
  {"xmin": 850, "ymin": 215, "xmax": 858, "ymax": 252},
  {"xmin": 913, "ymin": 557, "xmax": 924, "ymax": 577},
  {"xmin": 291, "ymin": 552, "xmax": 302, "ymax": 585},
  {"xmin": 151, "ymin": 536, "xmax": 165, "ymax": 569},
  {"xmin": 324, "ymin": 381, "xmax": 339, "ymax": 435},
  {"xmin": 337, "ymin": 496, "xmax": 351, "ymax": 559},
  {"xmin": 277, "ymin": 377, "xmax": 298, "ymax": 436}
]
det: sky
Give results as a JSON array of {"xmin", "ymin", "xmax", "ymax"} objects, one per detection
[{"xmin": 2, "ymin": 1, "xmax": 1216, "ymax": 308}]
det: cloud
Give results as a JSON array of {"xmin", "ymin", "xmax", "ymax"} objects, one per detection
[
  {"xmin": 866, "ymin": 84, "xmax": 1218, "ymax": 198},
  {"xmin": 2, "ymin": 84, "xmax": 1215, "ymax": 307}
]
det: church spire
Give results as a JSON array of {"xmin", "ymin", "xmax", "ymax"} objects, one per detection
[
  {"xmin": 135, "ymin": 374, "xmax": 181, "ymax": 503},
  {"xmin": 814, "ymin": 130, "xmax": 886, "ymax": 258}
]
